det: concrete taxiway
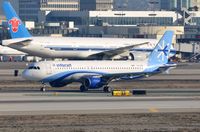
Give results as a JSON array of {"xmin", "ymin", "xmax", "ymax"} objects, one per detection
[{"xmin": 0, "ymin": 91, "xmax": 199, "ymax": 115}]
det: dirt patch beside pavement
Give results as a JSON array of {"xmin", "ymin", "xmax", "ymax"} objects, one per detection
[{"xmin": 0, "ymin": 113, "xmax": 199, "ymax": 132}]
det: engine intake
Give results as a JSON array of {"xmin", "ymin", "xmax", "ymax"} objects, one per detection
[{"xmin": 84, "ymin": 77, "xmax": 104, "ymax": 89}]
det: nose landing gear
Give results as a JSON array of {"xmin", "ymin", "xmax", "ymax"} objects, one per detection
[
  {"xmin": 40, "ymin": 87, "xmax": 46, "ymax": 92},
  {"xmin": 40, "ymin": 83, "xmax": 46, "ymax": 92}
]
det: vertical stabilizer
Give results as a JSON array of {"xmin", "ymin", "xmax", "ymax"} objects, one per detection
[
  {"xmin": 148, "ymin": 31, "xmax": 174, "ymax": 66},
  {"xmin": 3, "ymin": 1, "xmax": 32, "ymax": 38}
]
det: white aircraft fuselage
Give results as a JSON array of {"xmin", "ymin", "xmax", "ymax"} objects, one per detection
[
  {"xmin": 3, "ymin": 36, "xmax": 158, "ymax": 59},
  {"xmin": 23, "ymin": 60, "xmax": 149, "ymax": 83}
]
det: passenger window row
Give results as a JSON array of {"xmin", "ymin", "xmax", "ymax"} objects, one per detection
[{"xmin": 54, "ymin": 67, "xmax": 143, "ymax": 70}]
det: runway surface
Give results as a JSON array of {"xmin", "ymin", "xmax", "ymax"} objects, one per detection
[{"xmin": 0, "ymin": 91, "xmax": 200, "ymax": 115}]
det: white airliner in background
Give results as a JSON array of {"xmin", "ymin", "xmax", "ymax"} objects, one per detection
[
  {"xmin": 0, "ymin": 45, "xmax": 26, "ymax": 56},
  {"xmin": 22, "ymin": 31, "xmax": 176, "ymax": 92},
  {"xmin": 2, "ymin": 1, "xmax": 176, "ymax": 60}
]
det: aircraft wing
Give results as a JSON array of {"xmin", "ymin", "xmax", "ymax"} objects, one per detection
[
  {"xmin": 2, "ymin": 38, "xmax": 32, "ymax": 47},
  {"xmin": 88, "ymin": 42, "xmax": 149, "ymax": 60}
]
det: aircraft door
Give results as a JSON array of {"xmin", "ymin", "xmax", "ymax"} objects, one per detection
[{"xmin": 46, "ymin": 64, "xmax": 53, "ymax": 75}]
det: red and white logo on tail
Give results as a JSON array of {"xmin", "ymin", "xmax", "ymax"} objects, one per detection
[{"xmin": 8, "ymin": 17, "xmax": 21, "ymax": 33}]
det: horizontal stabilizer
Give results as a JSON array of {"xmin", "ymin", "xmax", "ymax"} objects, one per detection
[
  {"xmin": 2, "ymin": 38, "xmax": 32, "ymax": 46},
  {"xmin": 159, "ymin": 63, "xmax": 177, "ymax": 69}
]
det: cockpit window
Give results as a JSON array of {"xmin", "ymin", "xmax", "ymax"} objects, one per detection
[
  {"xmin": 28, "ymin": 66, "xmax": 33, "ymax": 69},
  {"xmin": 28, "ymin": 66, "xmax": 40, "ymax": 70}
]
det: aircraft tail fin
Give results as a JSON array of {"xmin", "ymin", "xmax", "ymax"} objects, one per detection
[
  {"xmin": 3, "ymin": 1, "xmax": 32, "ymax": 39},
  {"xmin": 148, "ymin": 31, "xmax": 174, "ymax": 66}
]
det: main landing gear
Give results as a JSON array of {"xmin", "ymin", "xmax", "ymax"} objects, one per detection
[
  {"xmin": 80, "ymin": 85, "xmax": 88, "ymax": 92},
  {"xmin": 103, "ymin": 86, "xmax": 111, "ymax": 93}
]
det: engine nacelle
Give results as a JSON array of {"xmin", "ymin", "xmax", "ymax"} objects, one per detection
[
  {"xmin": 112, "ymin": 52, "xmax": 148, "ymax": 60},
  {"xmin": 49, "ymin": 81, "xmax": 67, "ymax": 88},
  {"xmin": 84, "ymin": 77, "xmax": 104, "ymax": 89},
  {"xmin": 129, "ymin": 52, "xmax": 148, "ymax": 61}
]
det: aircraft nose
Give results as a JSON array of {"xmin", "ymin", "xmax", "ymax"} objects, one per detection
[
  {"xmin": 22, "ymin": 69, "xmax": 43, "ymax": 81},
  {"xmin": 22, "ymin": 70, "xmax": 32, "ymax": 80}
]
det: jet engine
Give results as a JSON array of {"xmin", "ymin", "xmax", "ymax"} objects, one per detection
[
  {"xmin": 129, "ymin": 52, "xmax": 149, "ymax": 61},
  {"xmin": 84, "ymin": 77, "xmax": 104, "ymax": 89},
  {"xmin": 112, "ymin": 52, "xmax": 148, "ymax": 61}
]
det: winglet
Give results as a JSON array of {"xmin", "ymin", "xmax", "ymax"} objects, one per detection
[
  {"xmin": 3, "ymin": 1, "xmax": 32, "ymax": 38},
  {"xmin": 148, "ymin": 31, "xmax": 174, "ymax": 66}
]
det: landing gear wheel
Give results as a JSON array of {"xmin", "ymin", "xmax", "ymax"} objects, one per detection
[
  {"xmin": 103, "ymin": 86, "xmax": 111, "ymax": 93},
  {"xmin": 80, "ymin": 85, "xmax": 88, "ymax": 92},
  {"xmin": 40, "ymin": 87, "xmax": 46, "ymax": 92},
  {"xmin": 40, "ymin": 83, "xmax": 46, "ymax": 92}
]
